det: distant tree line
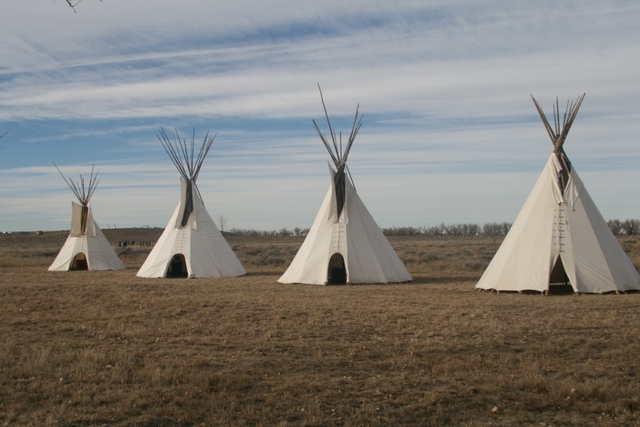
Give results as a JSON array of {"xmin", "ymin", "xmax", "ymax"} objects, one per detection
[
  {"xmin": 607, "ymin": 219, "xmax": 640, "ymax": 236},
  {"xmin": 384, "ymin": 220, "xmax": 640, "ymax": 237},
  {"xmin": 382, "ymin": 222, "xmax": 513, "ymax": 237},
  {"xmin": 228, "ymin": 227, "xmax": 311, "ymax": 237},
  {"xmin": 226, "ymin": 223, "xmax": 513, "ymax": 238},
  {"xmin": 225, "ymin": 220, "xmax": 640, "ymax": 238}
]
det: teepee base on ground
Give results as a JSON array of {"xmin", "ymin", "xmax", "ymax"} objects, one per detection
[{"xmin": 49, "ymin": 235, "xmax": 125, "ymax": 271}]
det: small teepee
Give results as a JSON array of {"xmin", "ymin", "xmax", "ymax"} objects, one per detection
[
  {"xmin": 137, "ymin": 129, "xmax": 246, "ymax": 278},
  {"xmin": 476, "ymin": 94, "xmax": 640, "ymax": 294},
  {"xmin": 49, "ymin": 165, "xmax": 126, "ymax": 271},
  {"xmin": 279, "ymin": 87, "xmax": 412, "ymax": 285}
]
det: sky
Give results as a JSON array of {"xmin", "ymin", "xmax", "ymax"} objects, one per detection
[{"xmin": 1, "ymin": 1, "xmax": 639, "ymax": 232}]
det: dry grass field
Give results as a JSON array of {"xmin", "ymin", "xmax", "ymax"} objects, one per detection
[{"xmin": 2, "ymin": 229, "xmax": 640, "ymax": 426}]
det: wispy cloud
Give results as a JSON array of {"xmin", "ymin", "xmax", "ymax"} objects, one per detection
[{"xmin": 1, "ymin": 1, "xmax": 640, "ymax": 231}]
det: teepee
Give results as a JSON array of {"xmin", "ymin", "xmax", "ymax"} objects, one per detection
[
  {"xmin": 49, "ymin": 165, "xmax": 126, "ymax": 271},
  {"xmin": 279, "ymin": 87, "xmax": 412, "ymax": 285},
  {"xmin": 476, "ymin": 94, "xmax": 640, "ymax": 294},
  {"xmin": 137, "ymin": 129, "xmax": 246, "ymax": 278}
]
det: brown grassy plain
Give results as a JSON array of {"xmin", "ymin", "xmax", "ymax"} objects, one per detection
[{"xmin": 2, "ymin": 229, "xmax": 640, "ymax": 426}]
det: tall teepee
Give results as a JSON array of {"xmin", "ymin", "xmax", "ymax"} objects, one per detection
[
  {"xmin": 49, "ymin": 165, "xmax": 126, "ymax": 271},
  {"xmin": 476, "ymin": 94, "xmax": 640, "ymax": 294},
  {"xmin": 279, "ymin": 86, "xmax": 412, "ymax": 285},
  {"xmin": 137, "ymin": 129, "xmax": 246, "ymax": 278}
]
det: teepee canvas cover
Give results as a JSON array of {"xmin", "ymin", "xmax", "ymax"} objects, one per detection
[
  {"xmin": 279, "ymin": 87, "xmax": 412, "ymax": 285},
  {"xmin": 49, "ymin": 166, "xmax": 125, "ymax": 271},
  {"xmin": 137, "ymin": 129, "xmax": 246, "ymax": 278},
  {"xmin": 476, "ymin": 95, "xmax": 640, "ymax": 294}
]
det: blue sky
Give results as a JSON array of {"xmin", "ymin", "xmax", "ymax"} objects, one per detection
[{"xmin": 1, "ymin": 1, "xmax": 639, "ymax": 232}]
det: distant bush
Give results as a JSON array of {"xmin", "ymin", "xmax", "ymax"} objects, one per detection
[
  {"xmin": 117, "ymin": 247, "xmax": 150, "ymax": 258},
  {"xmin": 607, "ymin": 219, "xmax": 640, "ymax": 236}
]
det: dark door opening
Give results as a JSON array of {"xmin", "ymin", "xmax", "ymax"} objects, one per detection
[
  {"xmin": 328, "ymin": 253, "xmax": 347, "ymax": 284},
  {"xmin": 70, "ymin": 253, "xmax": 88, "ymax": 270},
  {"xmin": 549, "ymin": 256, "xmax": 573, "ymax": 294},
  {"xmin": 167, "ymin": 254, "xmax": 188, "ymax": 278}
]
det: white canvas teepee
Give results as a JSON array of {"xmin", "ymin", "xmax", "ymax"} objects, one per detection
[
  {"xmin": 279, "ymin": 87, "xmax": 412, "ymax": 285},
  {"xmin": 476, "ymin": 95, "xmax": 640, "ymax": 294},
  {"xmin": 137, "ymin": 129, "xmax": 246, "ymax": 279},
  {"xmin": 49, "ymin": 165, "xmax": 126, "ymax": 271}
]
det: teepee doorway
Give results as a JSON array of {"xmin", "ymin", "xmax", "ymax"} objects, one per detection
[
  {"xmin": 328, "ymin": 253, "xmax": 347, "ymax": 284},
  {"xmin": 167, "ymin": 254, "xmax": 188, "ymax": 278},
  {"xmin": 549, "ymin": 257, "xmax": 568, "ymax": 284},
  {"xmin": 549, "ymin": 257, "xmax": 573, "ymax": 294},
  {"xmin": 70, "ymin": 253, "xmax": 88, "ymax": 270}
]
